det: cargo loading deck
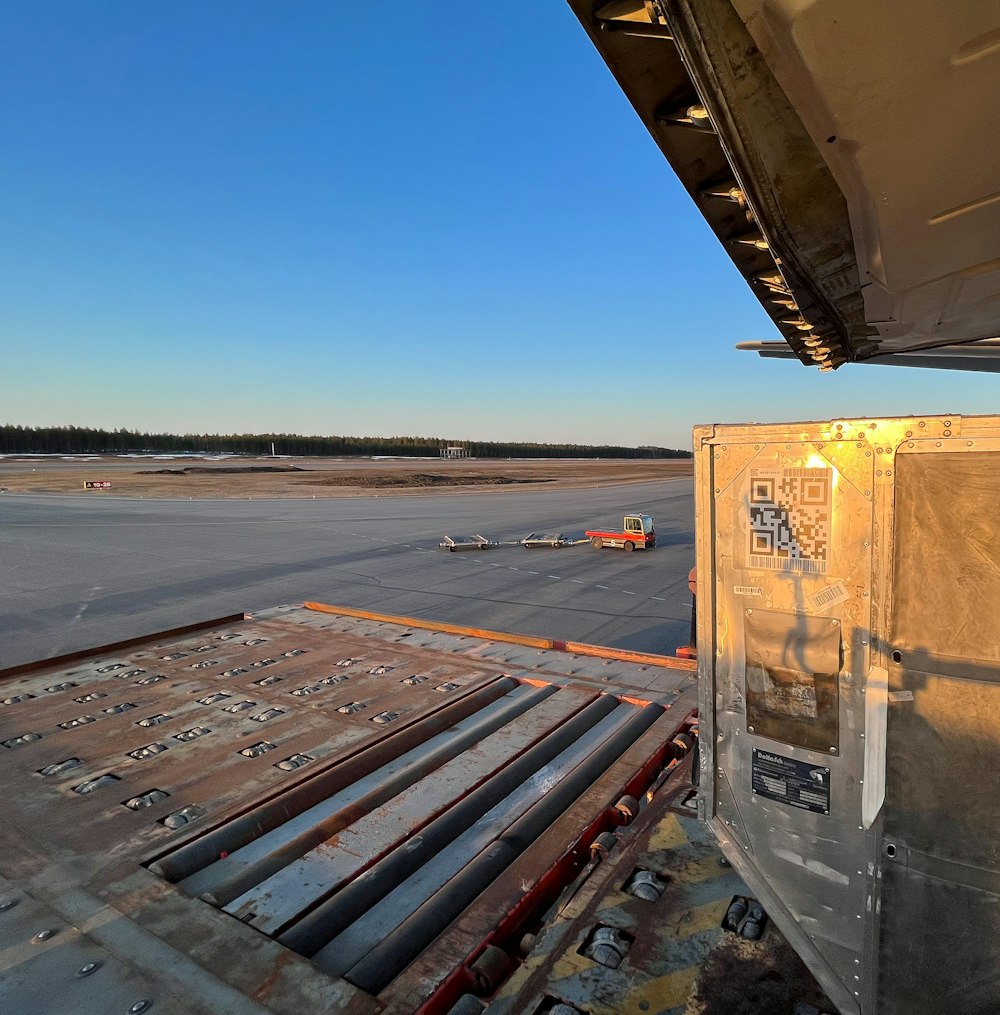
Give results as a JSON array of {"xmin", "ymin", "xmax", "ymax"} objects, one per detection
[{"xmin": 0, "ymin": 604, "xmax": 825, "ymax": 1014}]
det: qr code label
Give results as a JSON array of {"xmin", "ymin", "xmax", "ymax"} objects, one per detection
[{"xmin": 747, "ymin": 468, "xmax": 831, "ymax": 574}]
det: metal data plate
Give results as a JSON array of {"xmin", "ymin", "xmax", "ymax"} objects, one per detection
[{"xmin": 694, "ymin": 414, "xmax": 1000, "ymax": 1015}]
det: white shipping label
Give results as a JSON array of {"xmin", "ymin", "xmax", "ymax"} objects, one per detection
[{"xmin": 810, "ymin": 583, "xmax": 849, "ymax": 611}]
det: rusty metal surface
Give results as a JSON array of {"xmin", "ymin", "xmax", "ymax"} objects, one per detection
[
  {"xmin": 485, "ymin": 755, "xmax": 831, "ymax": 1015},
  {"xmin": 302, "ymin": 601, "xmax": 699, "ymax": 675},
  {"xmin": 0, "ymin": 604, "xmax": 708, "ymax": 1013}
]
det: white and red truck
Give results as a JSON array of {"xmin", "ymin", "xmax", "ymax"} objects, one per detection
[{"xmin": 585, "ymin": 513, "xmax": 655, "ymax": 551}]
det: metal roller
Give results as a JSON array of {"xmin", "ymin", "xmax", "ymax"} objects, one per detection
[
  {"xmin": 278, "ymin": 693, "xmax": 621, "ymax": 955},
  {"xmin": 343, "ymin": 702, "xmax": 665, "ymax": 994}
]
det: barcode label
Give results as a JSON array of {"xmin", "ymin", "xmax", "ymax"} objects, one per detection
[
  {"xmin": 748, "ymin": 467, "xmax": 832, "ymax": 575},
  {"xmin": 734, "ymin": 585, "xmax": 763, "ymax": 597},
  {"xmin": 810, "ymin": 583, "xmax": 848, "ymax": 610}
]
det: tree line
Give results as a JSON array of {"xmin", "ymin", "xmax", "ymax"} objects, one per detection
[{"xmin": 0, "ymin": 425, "xmax": 690, "ymax": 459}]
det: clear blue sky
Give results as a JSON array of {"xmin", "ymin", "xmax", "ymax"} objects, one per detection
[{"xmin": 2, "ymin": 3, "xmax": 995, "ymax": 450}]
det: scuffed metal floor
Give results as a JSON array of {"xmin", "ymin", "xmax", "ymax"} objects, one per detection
[{"xmin": 0, "ymin": 604, "xmax": 824, "ymax": 1014}]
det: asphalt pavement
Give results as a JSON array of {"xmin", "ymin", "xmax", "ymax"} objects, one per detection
[{"xmin": 0, "ymin": 478, "xmax": 695, "ymax": 669}]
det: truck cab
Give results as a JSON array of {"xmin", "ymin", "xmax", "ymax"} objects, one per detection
[
  {"xmin": 624, "ymin": 513, "xmax": 653, "ymax": 540},
  {"xmin": 586, "ymin": 513, "xmax": 655, "ymax": 551}
]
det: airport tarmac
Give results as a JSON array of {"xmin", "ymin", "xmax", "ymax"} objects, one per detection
[{"xmin": 0, "ymin": 478, "xmax": 694, "ymax": 670}]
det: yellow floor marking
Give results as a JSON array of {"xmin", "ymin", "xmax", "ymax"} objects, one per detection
[
  {"xmin": 647, "ymin": 812, "xmax": 689, "ymax": 853},
  {"xmin": 662, "ymin": 897, "xmax": 730, "ymax": 939},
  {"xmin": 622, "ymin": 964, "xmax": 701, "ymax": 1014}
]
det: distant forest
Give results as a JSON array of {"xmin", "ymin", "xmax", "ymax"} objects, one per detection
[{"xmin": 0, "ymin": 425, "xmax": 691, "ymax": 460}]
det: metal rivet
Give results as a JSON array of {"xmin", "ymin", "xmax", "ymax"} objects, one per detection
[
  {"xmin": 77, "ymin": 961, "xmax": 101, "ymax": 977},
  {"xmin": 0, "ymin": 899, "xmax": 18, "ymax": 913},
  {"xmin": 747, "ymin": 726, "xmax": 755, "ymax": 733},
  {"xmin": 944, "ymin": 420, "xmax": 951, "ymax": 426},
  {"xmin": 129, "ymin": 1002, "xmax": 152, "ymax": 1014},
  {"xmin": 33, "ymin": 929, "xmax": 56, "ymax": 942}
]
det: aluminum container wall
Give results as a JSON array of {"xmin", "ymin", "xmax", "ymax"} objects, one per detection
[{"xmin": 693, "ymin": 414, "xmax": 1000, "ymax": 1015}]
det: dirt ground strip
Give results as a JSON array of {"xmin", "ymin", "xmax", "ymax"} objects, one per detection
[{"xmin": 0, "ymin": 456, "xmax": 693, "ymax": 498}]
